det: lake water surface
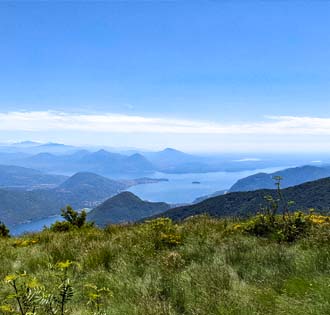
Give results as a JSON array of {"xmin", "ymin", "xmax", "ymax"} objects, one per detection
[
  {"xmin": 10, "ymin": 166, "xmax": 289, "ymax": 235},
  {"xmin": 127, "ymin": 166, "xmax": 288, "ymax": 204}
]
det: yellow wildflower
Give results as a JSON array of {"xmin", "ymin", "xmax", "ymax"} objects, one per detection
[
  {"xmin": 4, "ymin": 274, "xmax": 18, "ymax": 283},
  {"xmin": 0, "ymin": 305, "xmax": 14, "ymax": 313},
  {"xmin": 56, "ymin": 260, "xmax": 73, "ymax": 270}
]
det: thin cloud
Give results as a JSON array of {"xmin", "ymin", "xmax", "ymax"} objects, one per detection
[
  {"xmin": 1, "ymin": 111, "xmax": 330, "ymax": 135},
  {"xmin": 233, "ymin": 158, "xmax": 262, "ymax": 162}
]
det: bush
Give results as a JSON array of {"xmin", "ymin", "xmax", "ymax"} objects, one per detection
[
  {"xmin": 0, "ymin": 221, "xmax": 9, "ymax": 238},
  {"xmin": 50, "ymin": 221, "xmax": 75, "ymax": 232},
  {"xmin": 242, "ymin": 177, "xmax": 312, "ymax": 242},
  {"xmin": 244, "ymin": 212, "xmax": 311, "ymax": 242},
  {"xmin": 143, "ymin": 218, "xmax": 183, "ymax": 249}
]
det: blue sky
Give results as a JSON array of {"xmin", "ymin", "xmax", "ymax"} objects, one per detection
[{"xmin": 1, "ymin": 2, "xmax": 330, "ymax": 152}]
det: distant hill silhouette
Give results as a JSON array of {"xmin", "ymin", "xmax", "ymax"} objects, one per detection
[
  {"xmin": 193, "ymin": 189, "xmax": 227, "ymax": 203},
  {"xmin": 143, "ymin": 148, "xmax": 225, "ymax": 173},
  {"xmin": 57, "ymin": 172, "xmax": 127, "ymax": 199},
  {"xmin": 145, "ymin": 148, "xmax": 198, "ymax": 169},
  {"xmin": 14, "ymin": 149, "xmax": 155, "ymax": 175},
  {"xmin": 229, "ymin": 165, "xmax": 330, "ymax": 192},
  {"xmin": 0, "ymin": 165, "xmax": 67, "ymax": 188},
  {"xmin": 0, "ymin": 142, "xmax": 78, "ymax": 155}
]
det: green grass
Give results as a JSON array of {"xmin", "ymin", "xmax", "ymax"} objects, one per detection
[{"xmin": 1, "ymin": 216, "xmax": 330, "ymax": 314}]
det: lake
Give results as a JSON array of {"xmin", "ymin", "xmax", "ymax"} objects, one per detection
[
  {"xmin": 9, "ymin": 215, "xmax": 63, "ymax": 236},
  {"xmin": 9, "ymin": 166, "xmax": 289, "ymax": 235},
  {"xmin": 127, "ymin": 166, "xmax": 288, "ymax": 203}
]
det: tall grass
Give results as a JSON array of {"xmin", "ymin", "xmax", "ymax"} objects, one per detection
[{"xmin": 1, "ymin": 216, "xmax": 330, "ymax": 314}]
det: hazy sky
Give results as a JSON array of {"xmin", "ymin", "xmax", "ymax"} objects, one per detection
[{"xmin": 1, "ymin": 2, "xmax": 330, "ymax": 152}]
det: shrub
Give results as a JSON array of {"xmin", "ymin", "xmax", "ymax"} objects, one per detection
[
  {"xmin": 244, "ymin": 212, "xmax": 311, "ymax": 242},
  {"xmin": 242, "ymin": 177, "xmax": 312, "ymax": 242},
  {"xmin": 143, "ymin": 218, "xmax": 183, "ymax": 249},
  {"xmin": 0, "ymin": 221, "xmax": 10, "ymax": 238},
  {"xmin": 50, "ymin": 220, "xmax": 75, "ymax": 232}
]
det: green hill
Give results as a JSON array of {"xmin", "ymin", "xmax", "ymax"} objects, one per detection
[
  {"xmin": 88, "ymin": 192, "xmax": 170, "ymax": 226},
  {"xmin": 0, "ymin": 173, "xmax": 131, "ymax": 226},
  {"xmin": 157, "ymin": 177, "xmax": 330, "ymax": 221}
]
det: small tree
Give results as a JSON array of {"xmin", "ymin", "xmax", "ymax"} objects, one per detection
[
  {"xmin": 50, "ymin": 206, "xmax": 92, "ymax": 232},
  {"xmin": 61, "ymin": 205, "xmax": 87, "ymax": 228},
  {"xmin": 0, "ymin": 221, "xmax": 10, "ymax": 237}
]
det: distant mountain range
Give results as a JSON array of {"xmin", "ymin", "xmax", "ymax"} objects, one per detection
[
  {"xmin": 88, "ymin": 192, "xmax": 170, "ymax": 226},
  {"xmin": 0, "ymin": 143, "xmax": 210, "ymax": 174},
  {"xmin": 0, "ymin": 142, "xmax": 300, "ymax": 175},
  {"xmin": 6, "ymin": 147, "xmax": 209, "ymax": 175},
  {"xmin": 155, "ymin": 177, "xmax": 330, "ymax": 221},
  {"xmin": 11, "ymin": 150, "xmax": 154, "ymax": 175}
]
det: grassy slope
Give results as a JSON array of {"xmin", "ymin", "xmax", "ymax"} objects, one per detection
[{"xmin": 1, "ymin": 216, "xmax": 330, "ymax": 315}]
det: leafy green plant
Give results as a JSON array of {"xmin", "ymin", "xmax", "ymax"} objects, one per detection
[
  {"xmin": 85, "ymin": 284, "xmax": 112, "ymax": 315},
  {"xmin": 54, "ymin": 261, "xmax": 75, "ymax": 315},
  {"xmin": 1, "ymin": 261, "xmax": 78, "ymax": 315},
  {"xmin": 3, "ymin": 272, "xmax": 40, "ymax": 315}
]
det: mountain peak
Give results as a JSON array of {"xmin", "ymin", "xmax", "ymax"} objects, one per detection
[
  {"xmin": 109, "ymin": 191, "xmax": 142, "ymax": 202},
  {"xmin": 94, "ymin": 149, "xmax": 109, "ymax": 155},
  {"xmin": 127, "ymin": 153, "xmax": 148, "ymax": 161},
  {"xmin": 60, "ymin": 171, "xmax": 119, "ymax": 188},
  {"xmin": 91, "ymin": 149, "xmax": 122, "ymax": 158},
  {"xmin": 162, "ymin": 148, "xmax": 180, "ymax": 153}
]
